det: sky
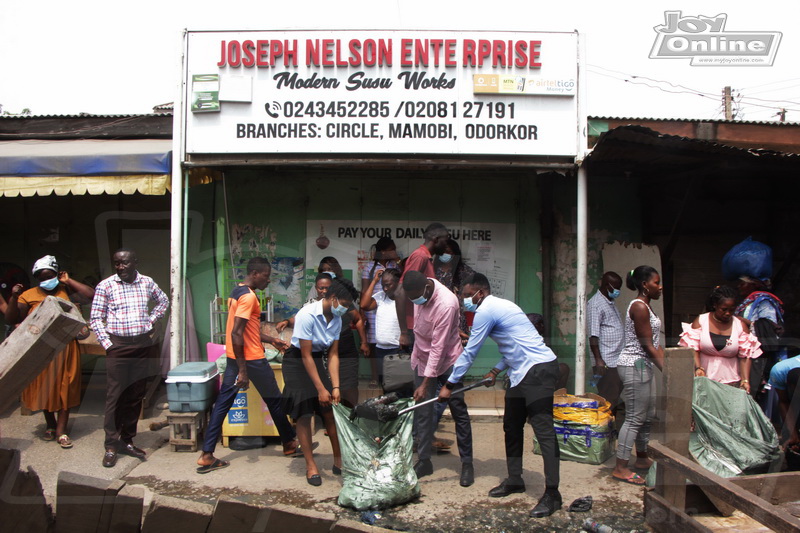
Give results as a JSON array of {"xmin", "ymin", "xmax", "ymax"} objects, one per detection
[{"xmin": 1, "ymin": 0, "xmax": 798, "ymax": 122}]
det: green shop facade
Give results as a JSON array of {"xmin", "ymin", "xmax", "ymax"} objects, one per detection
[{"xmin": 173, "ymin": 29, "xmax": 600, "ymax": 389}]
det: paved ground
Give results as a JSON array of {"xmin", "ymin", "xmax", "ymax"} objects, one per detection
[{"xmin": 0, "ymin": 375, "xmax": 647, "ymax": 532}]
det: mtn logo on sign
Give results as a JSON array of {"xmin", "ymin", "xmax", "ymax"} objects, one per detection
[{"xmin": 649, "ymin": 11, "xmax": 781, "ymax": 66}]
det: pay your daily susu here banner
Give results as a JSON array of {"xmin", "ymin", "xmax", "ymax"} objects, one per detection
[{"xmin": 184, "ymin": 31, "xmax": 579, "ymax": 157}]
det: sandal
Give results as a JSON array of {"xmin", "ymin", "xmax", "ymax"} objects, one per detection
[
  {"xmin": 57, "ymin": 434, "xmax": 73, "ymax": 449},
  {"xmin": 196, "ymin": 459, "xmax": 229, "ymax": 474},
  {"xmin": 42, "ymin": 429, "xmax": 56, "ymax": 441},
  {"xmin": 612, "ymin": 472, "xmax": 646, "ymax": 485}
]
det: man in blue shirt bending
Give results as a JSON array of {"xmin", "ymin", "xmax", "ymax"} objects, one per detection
[{"xmin": 438, "ymin": 272, "xmax": 562, "ymax": 519}]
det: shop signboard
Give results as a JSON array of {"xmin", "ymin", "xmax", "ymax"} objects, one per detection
[
  {"xmin": 183, "ymin": 30, "xmax": 580, "ymax": 157},
  {"xmin": 304, "ymin": 220, "xmax": 516, "ymax": 300}
]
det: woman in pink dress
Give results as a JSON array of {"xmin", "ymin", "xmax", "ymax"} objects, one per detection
[{"xmin": 679, "ymin": 285, "xmax": 761, "ymax": 393}]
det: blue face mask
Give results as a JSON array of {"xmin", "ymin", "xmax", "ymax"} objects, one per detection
[
  {"xmin": 438, "ymin": 253, "xmax": 453, "ymax": 264},
  {"xmin": 331, "ymin": 300, "xmax": 348, "ymax": 317},
  {"xmin": 411, "ymin": 283, "xmax": 430, "ymax": 305},
  {"xmin": 463, "ymin": 290, "xmax": 481, "ymax": 312},
  {"xmin": 40, "ymin": 277, "xmax": 59, "ymax": 291},
  {"xmin": 322, "ymin": 270, "xmax": 336, "ymax": 279},
  {"xmin": 608, "ymin": 287, "xmax": 621, "ymax": 299}
]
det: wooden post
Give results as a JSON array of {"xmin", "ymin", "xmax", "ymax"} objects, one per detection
[
  {"xmin": 0, "ymin": 296, "xmax": 85, "ymax": 412},
  {"xmin": 654, "ymin": 347, "xmax": 694, "ymax": 510}
]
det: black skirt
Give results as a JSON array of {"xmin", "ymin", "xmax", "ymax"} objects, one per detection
[{"xmin": 281, "ymin": 346, "xmax": 332, "ymax": 420}]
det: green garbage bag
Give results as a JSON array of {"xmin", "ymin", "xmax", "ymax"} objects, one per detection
[
  {"xmin": 332, "ymin": 400, "xmax": 420, "ymax": 510},
  {"xmin": 690, "ymin": 377, "xmax": 780, "ymax": 477}
]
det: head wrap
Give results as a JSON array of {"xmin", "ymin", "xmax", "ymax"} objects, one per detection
[{"xmin": 32, "ymin": 255, "xmax": 58, "ymax": 276}]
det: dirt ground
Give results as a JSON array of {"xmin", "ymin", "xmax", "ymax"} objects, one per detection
[{"xmin": 0, "ymin": 378, "xmax": 647, "ymax": 532}]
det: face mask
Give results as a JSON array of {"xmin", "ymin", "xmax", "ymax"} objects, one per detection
[
  {"xmin": 608, "ymin": 287, "xmax": 621, "ymax": 299},
  {"xmin": 411, "ymin": 294, "xmax": 428, "ymax": 305},
  {"xmin": 40, "ymin": 277, "xmax": 59, "ymax": 291},
  {"xmin": 463, "ymin": 292, "xmax": 480, "ymax": 312},
  {"xmin": 331, "ymin": 300, "xmax": 348, "ymax": 317},
  {"xmin": 322, "ymin": 270, "xmax": 336, "ymax": 279},
  {"xmin": 438, "ymin": 253, "xmax": 452, "ymax": 264}
]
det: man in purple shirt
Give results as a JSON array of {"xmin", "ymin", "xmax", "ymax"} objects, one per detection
[{"xmin": 402, "ymin": 270, "xmax": 474, "ymax": 487}]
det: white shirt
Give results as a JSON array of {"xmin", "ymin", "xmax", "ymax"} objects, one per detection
[{"xmin": 373, "ymin": 291, "xmax": 401, "ymax": 349}]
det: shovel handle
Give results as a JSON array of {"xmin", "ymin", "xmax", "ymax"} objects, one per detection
[{"xmin": 396, "ymin": 378, "xmax": 493, "ymax": 416}]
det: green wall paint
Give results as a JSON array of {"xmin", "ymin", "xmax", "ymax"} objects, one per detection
[{"xmin": 186, "ymin": 169, "xmax": 544, "ymax": 378}]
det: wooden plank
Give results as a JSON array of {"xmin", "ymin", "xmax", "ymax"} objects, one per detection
[
  {"xmin": 645, "ymin": 490, "xmax": 714, "ymax": 533},
  {"xmin": 654, "ymin": 347, "xmax": 694, "ymax": 511},
  {"xmin": 729, "ymin": 472, "xmax": 800, "ymax": 505},
  {"xmin": 649, "ymin": 442, "xmax": 800, "ymax": 532},
  {"xmin": 0, "ymin": 296, "xmax": 86, "ymax": 412}
]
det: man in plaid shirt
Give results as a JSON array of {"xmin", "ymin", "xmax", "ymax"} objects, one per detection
[
  {"xmin": 90, "ymin": 248, "xmax": 168, "ymax": 468},
  {"xmin": 587, "ymin": 271, "xmax": 624, "ymax": 414}
]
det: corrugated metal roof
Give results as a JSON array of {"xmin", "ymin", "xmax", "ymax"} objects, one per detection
[
  {"xmin": 587, "ymin": 125, "xmax": 800, "ymax": 168},
  {"xmin": 589, "ymin": 116, "xmax": 800, "ymax": 127},
  {"xmin": 0, "ymin": 113, "xmax": 173, "ymax": 119}
]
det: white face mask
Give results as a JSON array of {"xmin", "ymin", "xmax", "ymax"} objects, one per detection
[
  {"xmin": 322, "ymin": 270, "xmax": 337, "ymax": 279},
  {"xmin": 438, "ymin": 253, "xmax": 453, "ymax": 264}
]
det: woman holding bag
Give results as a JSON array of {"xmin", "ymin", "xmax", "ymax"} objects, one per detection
[{"xmin": 281, "ymin": 279, "xmax": 353, "ymax": 486}]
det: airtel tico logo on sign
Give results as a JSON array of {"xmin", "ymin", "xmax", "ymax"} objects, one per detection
[{"xmin": 650, "ymin": 11, "xmax": 781, "ymax": 66}]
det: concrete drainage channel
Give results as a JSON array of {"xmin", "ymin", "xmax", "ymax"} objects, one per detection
[{"xmin": 122, "ymin": 475, "xmax": 647, "ymax": 533}]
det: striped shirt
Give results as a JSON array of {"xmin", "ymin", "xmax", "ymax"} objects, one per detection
[
  {"xmin": 587, "ymin": 290, "xmax": 624, "ymax": 367},
  {"xmin": 90, "ymin": 273, "xmax": 169, "ymax": 349}
]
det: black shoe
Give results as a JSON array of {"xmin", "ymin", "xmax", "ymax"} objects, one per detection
[
  {"xmin": 488, "ymin": 478, "xmax": 526, "ymax": 498},
  {"xmin": 413, "ymin": 459, "xmax": 433, "ymax": 478},
  {"xmin": 332, "ymin": 465, "xmax": 342, "ymax": 476},
  {"xmin": 102, "ymin": 449, "xmax": 117, "ymax": 468},
  {"xmin": 306, "ymin": 474, "xmax": 322, "ymax": 486},
  {"xmin": 459, "ymin": 463, "xmax": 474, "ymax": 487},
  {"xmin": 121, "ymin": 443, "xmax": 147, "ymax": 459},
  {"xmin": 530, "ymin": 490, "xmax": 563, "ymax": 518}
]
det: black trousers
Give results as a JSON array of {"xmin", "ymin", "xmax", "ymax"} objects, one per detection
[
  {"xmin": 103, "ymin": 334, "xmax": 154, "ymax": 449},
  {"xmin": 504, "ymin": 360, "xmax": 560, "ymax": 489},
  {"xmin": 414, "ymin": 365, "xmax": 473, "ymax": 463}
]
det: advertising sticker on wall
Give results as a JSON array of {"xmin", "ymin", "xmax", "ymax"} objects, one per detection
[{"xmin": 304, "ymin": 220, "xmax": 516, "ymax": 300}]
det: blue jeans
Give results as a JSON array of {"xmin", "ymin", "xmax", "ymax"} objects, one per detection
[{"xmin": 203, "ymin": 358, "xmax": 296, "ymax": 453}]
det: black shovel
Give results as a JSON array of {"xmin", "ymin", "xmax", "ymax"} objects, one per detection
[{"xmin": 350, "ymin": 378, "xmax": 493, "ymax": 422}]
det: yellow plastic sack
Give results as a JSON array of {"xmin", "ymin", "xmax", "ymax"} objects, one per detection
[{"xmin": 552, "ymin": 391, "xmax": 612, "ymax": 426}]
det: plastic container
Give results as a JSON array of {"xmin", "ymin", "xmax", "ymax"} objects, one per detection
[{"xmin": 166, "ymin": 361, "xmax": 219, "ymax": 412}]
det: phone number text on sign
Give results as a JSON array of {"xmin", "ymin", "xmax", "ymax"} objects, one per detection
[
  {"xmin": 239, "ymin": 100, "xmax": 534, "ymax": 141},
  {"xmin": 267, "ymin": 100, "xmax": 517, "ymax": 119}
]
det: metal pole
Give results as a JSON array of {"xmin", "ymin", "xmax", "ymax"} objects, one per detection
[
  {"xmin": 574, "ymin": 31, "xmax": 590, "ymax": 395},
  {"xmin": 575, "ymin": 165, "xmax": 588, "ymax": 395},
  {"xmin": 169, "ymin": 30, "xmax": 188, "ymax": 370}
]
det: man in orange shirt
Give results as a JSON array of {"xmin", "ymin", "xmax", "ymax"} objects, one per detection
[{"xmin": 197, "ymin": 257, "xmax": 299, "ymax": 473}]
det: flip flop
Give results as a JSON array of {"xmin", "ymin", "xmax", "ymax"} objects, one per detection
[
  {"xmin": 42, "ymin": 429, "xmax": 56, "ymax": 441},
  {"xmin": 612, "ymin": 472, "xmax": 646, "ymax": 485},
  {"xmin": 196, "ymin": 459, "xmax": 230, "ymax": 474},
  {"xmin": 57, "ymin": 434, "xmax": 73, "ymax": 449}
]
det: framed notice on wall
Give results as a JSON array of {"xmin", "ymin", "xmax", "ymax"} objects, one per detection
[
  {"xmin": 304, "ymin": 220, "xmax": 516, "ymax": 300},
  {"xmin": 183, "ymin": 30, "xmax": 580, "ymax": 157}
]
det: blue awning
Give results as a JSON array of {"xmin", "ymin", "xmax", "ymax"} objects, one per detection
[{"xmin": 0, "ymin": 139, "xmax": 172, "ymax": 176}]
